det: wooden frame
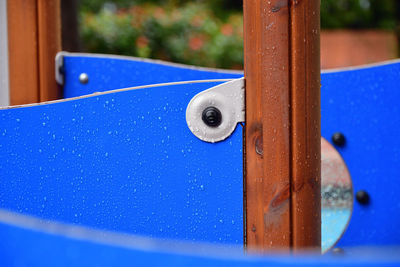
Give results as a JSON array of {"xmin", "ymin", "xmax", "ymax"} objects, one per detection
[
  {"xmin": 7, "ymin": 0, "xmax": 61, "ymax": 105},
  {"xmin": 244, "ymin": 0, "xmax": 321, "ymax": 251}
]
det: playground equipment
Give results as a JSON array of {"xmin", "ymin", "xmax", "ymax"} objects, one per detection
[
  {"xmin": 1, "ymin": 52, "xmax": 400, "ymax": 265},
  {"xmin": 1, "ymin": 0, "xmax": 399, "ymax": 266}
]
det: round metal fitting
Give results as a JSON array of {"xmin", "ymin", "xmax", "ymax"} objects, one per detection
[
  {"xmin": 79, "ymin": 73, "xmax": 89, "ymax": 84},
  {"xmin": 202, "ymin": 107, "xmax": 222, "ymax": 127},
  {"xmin": 186, "ymin": 78, "xmax": 245, "ymax": 143},
  {"xmin": 332, "ymin": 132, "xmax": 346, "ymax": 147},
  {"xmin": 355, "ymin": 190, "xmax": 370, "ymax": 205}
]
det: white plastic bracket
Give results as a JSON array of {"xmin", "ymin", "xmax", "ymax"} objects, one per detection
[
  {"xmin": 186, "ymin": 78, "xmax": 245, "ymax": 143},
  {"xmin": 55, "ymin": 51, "xmax": 69, "ymax": 85}
]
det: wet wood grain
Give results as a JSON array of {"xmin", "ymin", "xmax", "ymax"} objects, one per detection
[
  {"xmin": 244, "ymin": 0, "xmax": 321, "ymax": 251},
  {"xmin": 290, "ymin": 0, "xmax": 321, "ymax": 250},
  {"xmin": 8, "ymin": 0, "xmax": 61, "ymax": 105},
  {"xmin": 38, "ymin": 0, "xmax": 62, "ymax": 102}
]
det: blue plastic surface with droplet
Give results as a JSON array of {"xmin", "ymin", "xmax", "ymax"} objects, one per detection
[
  {"xmin": 1, "ymin": 210, "xmax": 398, "ymax": 267},
  {"xmin": 0, "ymin": 81, "xmax": 243, "ymax": 245},
  {"xmin": 2, "ymin": 53, "xmax": 400, "ymax": 259},
  {"xmin": 63, "ymin": 54, "xmax": 242, "ymax": 98},
  {"xmin": 321, "ymin": 64, "xmax": 400, "ymax": 246},
  {"xmin": 61, "ymin": 54, "xmax": 400, "ymax": 247}
]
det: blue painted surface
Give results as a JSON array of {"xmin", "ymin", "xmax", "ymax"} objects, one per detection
[
  {"xmin": 62, "ymin": 54, "xmax": 400, "ymax": 247},
  {"xmin": 1, "ymin": 53, "xmax": 400, "ymax": 264},
  {"xmin": 63, "ymin": 54, "xmax": 242, "ymax": 98},
  {"xmin": 0, "ymin": 210, "xmax": 399, "ymax": 267},
  {"xmin": 321, "ymin": 64, "xmax": 400, "ymax": 246},
  {"xmin": 0, "ymin": 81, "xmax": 243, "ymax": 245}
]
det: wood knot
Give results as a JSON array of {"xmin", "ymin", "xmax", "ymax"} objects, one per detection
[
  {"xmin": 270, "ymin": 183, "xmax": 290, "ymax": 210},
  {"xmin": 249, "ymin": 123, "xmax": 263, "ymax": 157},
  {"xmin": 271, "ymin": 0, "xmax": 289, "ymax": 12}
]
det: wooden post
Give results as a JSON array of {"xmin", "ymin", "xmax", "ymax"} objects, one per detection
[
  {"xmin": 8, "ymin": 0, "xmax": 61, "ymax": 105},
  {"xmin": 37, "ymin": 0, "xmax": 62, "ymax": 102},
  {"xmin": 7, "ymin": 0, "xmax": 40, "ymax": 105},
  {"xmin": 244, "ymin": 0, "xmax": 321, "ymax": 251}
]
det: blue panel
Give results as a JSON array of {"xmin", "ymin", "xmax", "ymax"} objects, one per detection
[
  {"xmin": 61, "ymin": 53, "xmax": 400, "ymax": 246},
  {"xmin": 0, "ymin": 210, "xmax": 398, "ymax": 267},
  {"xmin": 0, "ymin": 81, "xmax": 243, "ymax": 245},
  {"xmin": 321, "ymin": 62, "xmax": 400, "ymax": 246},
  {"xmin": 3, "ymin": 51, "xmax": 400, "ymax": 254},
  {"xmin": 63, "ymin": 54, "xmax": 243, "ymax": 98}
]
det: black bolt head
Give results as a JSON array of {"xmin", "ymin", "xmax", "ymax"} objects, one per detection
[
  {"xmin": 356, "ymin": 190, "xmax": 370, "ymax": 205},
  {"xmin": 202, "ymin": 107, "xmax": 222, "ymax": 127},
  {"xmin": 332, "ymin": 132, "xmax": 346, "ymax": 147}
]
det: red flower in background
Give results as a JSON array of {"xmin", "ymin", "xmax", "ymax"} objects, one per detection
[
  {"xmin": 189, "ymin": 35, "xmax": 206, "ymax": 51},
  {"xmin": 221, "ymin": 23, "xmax": 233, "ymax": 36}
]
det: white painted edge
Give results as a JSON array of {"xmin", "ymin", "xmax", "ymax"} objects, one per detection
[
  {"xmin": 0, "ymin": 0, "xmax": 10, "ymax": 107},
  {"xmin": 321, "ymin": 58, "xmax": 400, "ymax": 74},
  {"xmin": 186, "ymin": 78, "xmax": 245, "ymax": 143},
  {"xmin": 0, "ymin": 79, "xmax": 235, "ymax": 110}
]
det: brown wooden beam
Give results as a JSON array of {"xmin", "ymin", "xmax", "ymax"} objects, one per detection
[
  {"xmin": 8, "ymin": 0, "xmax": 61, "ymax": 105},
  {"xmin": 244, "ymin": 0, "xmax": 321, "ymax": 251},
  {"xmin": 8, "ymin": 0, "xmax": 40, "ymax": 105},
  {"xmin": 290, "ymin": 0, "xmax": 321, "ymax": 250},
  {"xmin": 37, "ymin": 0, "xmax": 62, "ymax": 102}
]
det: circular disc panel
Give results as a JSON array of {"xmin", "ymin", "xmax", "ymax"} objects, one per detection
[{"xmin": 321, "ymin": 138, "xmax": 353, "ymax": 252}]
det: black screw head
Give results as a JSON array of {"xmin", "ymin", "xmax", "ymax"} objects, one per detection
[
  {"xmin": 202, "ymin": 107, "xmax": 222, "ymax": 127},
  {"xmin": 332, "ymin": 132, "xmax": 346, "ymax": 147},
  {"xmin": 356, "ymin": 190, "xmax": 370, "ymax": 205}
]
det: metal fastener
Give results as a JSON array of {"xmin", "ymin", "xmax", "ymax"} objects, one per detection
[
  {"xmin": 186, "ymin": 78, "xmax": 244, "ymax": 143},
  {"xmin": 355, "ymin": 190, "xmax": 370, "ymax": 205},
  {"xmin": 332, "ymin": 132, "xmax": 346, "ymax": 147},
  {"xmin": 202, "ymin": 107, "xmax": 222, "ymax": 127},
  {"xmin": 79, "ymin": 73, "xmax": 89, "ymax": 84}
]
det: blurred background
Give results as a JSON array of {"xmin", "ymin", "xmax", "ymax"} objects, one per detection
[{"xmin": 61, "ymin": 0, "xmax": 400, "ymax": 70}]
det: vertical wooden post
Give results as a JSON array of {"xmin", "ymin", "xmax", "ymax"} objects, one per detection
[
  {"xmin": 8, "ymin": 0, "xmax": 61, "ymax": 106},
  {"xmin": 37, "ymin": 0, "xmax": 62, "ymax": 102},
  {"xmin": 290, "ymin": 0, "xmax": 321, "ymax": 250},
  {"xmin": 244, "ymin": 0, "xmax": 321, "ymax": 251},
  {"xmin": 7, "ymin": 0, "xmax": 40, "ymax": 105}
]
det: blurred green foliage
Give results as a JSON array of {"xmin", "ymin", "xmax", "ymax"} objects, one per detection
[
  {"xmin": 79, "ymin": 0, "xmax": 398, "ymax": 69},
  {"xmin": 81, "ymin": 2, "xmax": 244, "ymax": 69}
]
